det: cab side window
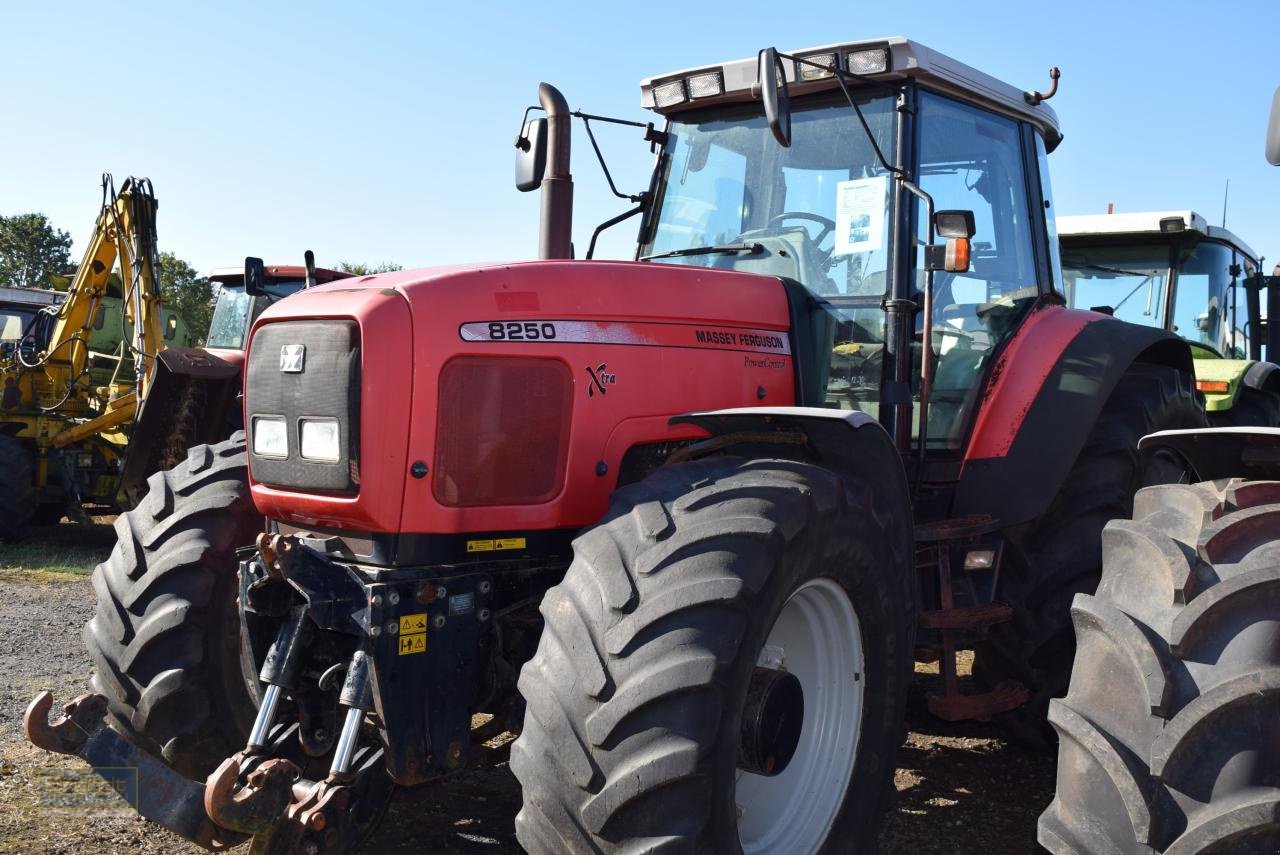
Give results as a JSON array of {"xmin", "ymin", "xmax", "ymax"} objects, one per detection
[{"xmin": 915, "ymin": 92, "xmax": 1039, "ymax": 448}]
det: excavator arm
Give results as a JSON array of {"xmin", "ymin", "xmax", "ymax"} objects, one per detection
[{"xmin": 37, "ymin": 175, "xmax": 164, "ymax": 403}]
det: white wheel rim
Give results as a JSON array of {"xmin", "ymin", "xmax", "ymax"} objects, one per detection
[{"xmin": 736, "ymin": 577, "xmax": 865, "ymax": 854}]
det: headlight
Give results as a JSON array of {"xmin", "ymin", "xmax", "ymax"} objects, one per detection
[
  {"xmin": 300, "ymin": 418, "xmax": 341, "ymax": 463},
  {"xmin": 252, "ymin": 415, "xmax": 288, "ymax": 458}
]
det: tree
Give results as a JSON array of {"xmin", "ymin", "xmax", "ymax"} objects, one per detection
[
  {"xmin": 336, "ymin": 261, "xmax": 403, "ymax": 276},
  {"xmin": 157, "ymin": 251, "xmax": 214, "ymax": 344},
  {"xmin": 0, "ymin": 213, "xmax": 73, "ymax": 289}
]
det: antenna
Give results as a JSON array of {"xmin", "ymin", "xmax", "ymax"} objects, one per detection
[{"xmin": 1222, "ymin": 179, "xmax": 1230, "ymax": 228}]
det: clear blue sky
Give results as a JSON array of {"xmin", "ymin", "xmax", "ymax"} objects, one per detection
[{"xmin": 2, "ymin": 1, "xmax": 1278, "ymax": 273}]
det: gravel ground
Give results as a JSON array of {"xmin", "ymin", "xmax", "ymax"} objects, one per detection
[{"xmin": 0, "ymin": 522, "xmax": 1053, "ymax": 854}]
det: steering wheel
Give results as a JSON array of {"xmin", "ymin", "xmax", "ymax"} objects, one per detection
[{"xmin": 768, "ymin": 212, "xmax": 836, "ymax": 247}]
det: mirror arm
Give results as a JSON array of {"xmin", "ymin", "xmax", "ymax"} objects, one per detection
[
  {"xmin": 899, "ymin": 179, "xmax": 937, "ymax": 486},
  {"xmin": 513, "ymin": 105, "xmax": 543, "ymax": 150},
  {"xmin": 576, "ymin": 113, "xmax": 644, "ymax": 203},
  {"xmin": 586, "ymin": 202, "xmax": 645, "ymax": 261},
  {"xmin": 783, "ymin": 52, "xmax": 905, "ymax": 178}
]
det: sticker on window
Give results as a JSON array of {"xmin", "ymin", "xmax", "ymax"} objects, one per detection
[{"xmin": 834, "ymin": 176, "xmax": 888, "ymax": 256}]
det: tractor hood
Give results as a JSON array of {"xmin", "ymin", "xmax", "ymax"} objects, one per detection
[{"xmin": 244, "ymin": 260, "xmax": 794, "ymax": 536}]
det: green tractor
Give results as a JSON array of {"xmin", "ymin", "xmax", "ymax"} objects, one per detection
[{"xmin": 1058, "ymin": 210, "xmax": 1280, "ymax": 425}]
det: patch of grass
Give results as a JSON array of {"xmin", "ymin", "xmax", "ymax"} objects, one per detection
[{"xmin": 0, "ymin": 521, "xmax": 115, "ymax": 578}]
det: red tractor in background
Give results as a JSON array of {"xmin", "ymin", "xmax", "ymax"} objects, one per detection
[{"xmin": 29, "ymin": 38, "xmax": 1248, "ymax": 853}]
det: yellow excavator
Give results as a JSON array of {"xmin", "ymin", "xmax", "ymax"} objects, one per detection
[{"xmin": 0, "ymin": 175, "xmax": 167, "ymax": 538}]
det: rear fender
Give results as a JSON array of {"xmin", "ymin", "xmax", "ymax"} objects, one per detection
[
  {"xmin": 1138, "ymin": 427, "xmax": 1280, "ymax": 481},
  {"xmin": 954, "ymin": 306, "xmax": 1193, "ymax": 527},
  {"xmin": 117, "ymin": 347, "xmax": 242, "ymax": 507},
  {"xmin": 670, "ymin": 406, "xmax": 913, "ymax": 531}
]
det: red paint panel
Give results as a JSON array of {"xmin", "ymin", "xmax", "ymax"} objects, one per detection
[{"xmin": 963, "ymin": 305, "xmax": 1100, "ymax": 461}]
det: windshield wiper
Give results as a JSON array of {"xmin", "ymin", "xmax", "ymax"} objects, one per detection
[{"xmin": 640, "ymin": 242, "xmax": 763, "ymax": 261}]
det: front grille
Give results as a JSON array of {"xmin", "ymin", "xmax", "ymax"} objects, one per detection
[
  {"xmin": 245, "ymin": 320, "xmax": 361, "ymax": 493},
  {"xmin": 433, "ymin": 356, "xmax": 572, "ymax": 507}
]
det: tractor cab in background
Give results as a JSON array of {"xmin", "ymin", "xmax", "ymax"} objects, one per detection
[
  {"xmin": 114, "ymin": 259, "xmax": 352, "ymax": 505},
  {"xmin": 1059, "ymin": 210, "xmax": 1280, "ymax": 424},
  {"xmin": 204, "ymin": 262, "xmax": 349, "ymax": 352}
]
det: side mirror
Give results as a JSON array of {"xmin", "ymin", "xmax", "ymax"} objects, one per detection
[
  {"xmin": 758, "ymin": 48, "xmax": 791, "ymax": 148},
  {"xmin": 1267, "ymin": 86, "xmax": 1280, "ymax": 167},
  {"xmin": 934, "ymin": 210, "xmax": 976, "ymax": 239},
  {"xmin": 924, "ymin": 210, "xmax": 975, "ymax": 273},
  {"xmin": 244, "ymin": 256, "xmax": 266, "ymax": 297},
  {"xmin": 516, "ymin": 117, "xmax": 548, "ymax": 192}
]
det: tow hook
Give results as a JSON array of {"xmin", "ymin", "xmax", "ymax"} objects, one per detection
[
  {"xmin": 24, "ymin": 690, "xmax": 246, "ymax": 850},
  {"xmin": 204, "ymin": 751, "xmax": 302, "ymax": 834},
  {"xmin": 23, "ymin": 691, "xmax": 106, "ymax": 754}
]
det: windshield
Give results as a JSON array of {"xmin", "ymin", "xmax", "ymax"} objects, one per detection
[
  {"xmin": 1060, "ymin": 243, "xmax": 1171, "ymax": 330},
  {"xmin": 640, "ymin": 92, "xmax": 898, "ymax": 297},
  {"xmin": 1060, "ymin": 237, "xmax": 1242, "ymax": 355},
  {"xmin": 206, "ymin": 280, "xmax": 306, "ymax": 349},
  {"xmin": 206, "ymin": 286, "xmax": 254, "ymax": 349},
  {"xmin": 0, "ymin": 308, "xmax": 36, "ymax": 342},
  {"xmin": 1171, "ymin": 239, "xmax": 1234, "ymax": 353}
]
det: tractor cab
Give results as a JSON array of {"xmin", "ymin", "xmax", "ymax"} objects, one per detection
[
  {"xmin": 1058, "ymin": 211, "xmax": 1266, "ymax": 358},
  {"xmin": 629, "ymin": 39, "xmax": 1064, "ymax": 457},
  {"xmin": 205, "ymin": 263, "xmax": 350, "ymax": 351},
  {"xmin": 1058, "ymin": 211, "xmax": 1280, "ymax": 420}
]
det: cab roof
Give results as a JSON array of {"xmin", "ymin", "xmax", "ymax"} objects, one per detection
[
  {"xmin": 641, "ymin": 36, "xmax": 1062, "ymax": 150},
  {"xmin": 1057, "ymin": 211, "xmax": 1259, "ymax": 265},
  {"xmin": 205, "ymin": 265, "xmax": 352, "ymax": 285}
]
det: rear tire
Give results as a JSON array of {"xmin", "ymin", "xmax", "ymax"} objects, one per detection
[
  {"xmin": 1208, "ymin": 384, "xmax": 1280, "ymax": 428},
  {"xmin": 511, "ymin": 457, "xmax": 915, "ymax": 853},
  {"xmin": 1039, "ymin": 479, "xmax": 1280, "ymax": 853},
  {"xmin": 0, "ymin": 434, "xmax": 35, "ymax": 541},
  {"xmin": 973, "ymin": 362, "xmax": 1205, "ymax": 746},
  {"xmin": 83, "ymin": 432, "xmax": 260, "ymax": 779}
]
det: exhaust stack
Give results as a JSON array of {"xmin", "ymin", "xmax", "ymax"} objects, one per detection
[{"xmin": 538, "ymin": 83, "xmax": 573, "ymax": 259}]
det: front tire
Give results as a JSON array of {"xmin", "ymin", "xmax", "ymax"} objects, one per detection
[
  {"xmin": 1039, "ymin": 479, "xmax": 1280, "ymax": 853},
  {"xmin": 511, "ymin": 457, "xmax": 915, "ymax": 853},
  {"xmin": 83, "ymin": 432, "xmax": 260, "ymax": 779}
]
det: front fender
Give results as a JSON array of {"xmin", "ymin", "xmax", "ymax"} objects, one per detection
[
  {"xmin": 1138, "ymin": 427, "xmax": 1280, "ymax": 481},
  {"xmin": 670, "ymin": 406, "xmax": 913, "ymax": 537}
]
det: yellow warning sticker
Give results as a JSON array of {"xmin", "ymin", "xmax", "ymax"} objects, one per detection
[
  {"xmin": 466, "ymin": 537, "xmax": 527, "ymax": 553},
  {"xmin": 399, "ymin": 613, "xmax": 428, "ymax": 634},
  {"xmin": 398, "ymin": 632, "xmax": 426, "ymax": 656}
]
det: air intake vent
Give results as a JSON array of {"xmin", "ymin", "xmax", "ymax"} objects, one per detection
[{"xmin": 433, "ymin": 357, "xmax": 572, "ymax": 507}]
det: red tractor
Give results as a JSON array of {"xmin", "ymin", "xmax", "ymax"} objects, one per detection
[{"xmin": 29, "ymin": 39, "xmax": 1217, "ymax": 852}]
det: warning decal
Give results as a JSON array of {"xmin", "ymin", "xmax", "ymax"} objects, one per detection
[
  {"xmin": 467, "ymin": 537, "xmax": 528, "ymax": 553},
  {"xmin": 399, "ymin": 612, "xmax": 428, "ymax": 655},
  {"xmin": 398, "ymin": 633, "xmax": 426, "ymax": 656}
]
